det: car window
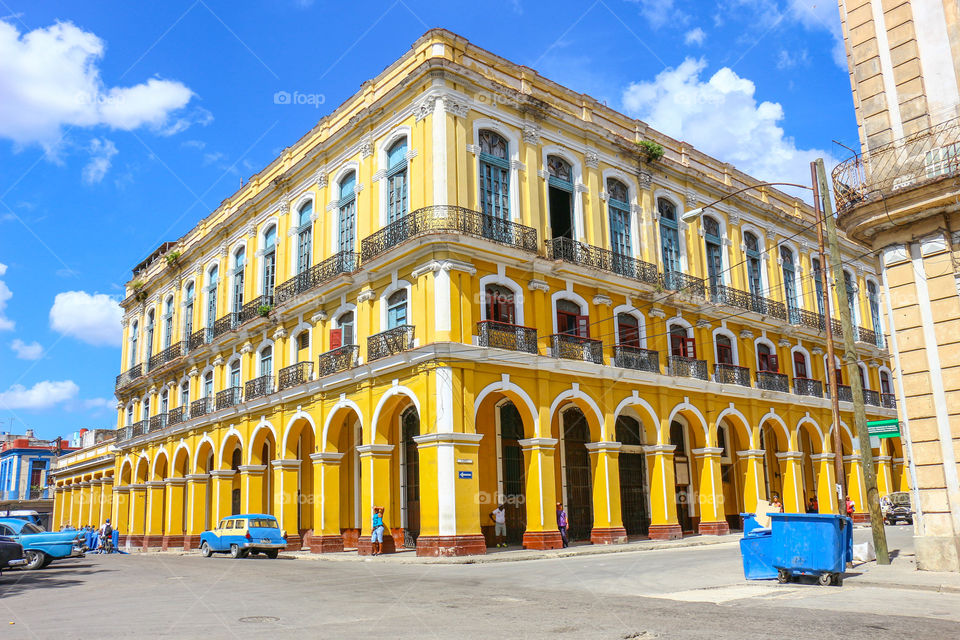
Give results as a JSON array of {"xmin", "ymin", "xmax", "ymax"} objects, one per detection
[
  {"xmin": 249, "ymin": 518, "xmax": 278, "ymax": 528},
  {"xmin": 21, "ymin": 523, "xmax": 42, "ymax": 534},
  {"xmin": 0, "ymin": 524, "xmax": 12, "ymax": 536},
  {"xmin": 234, "ymin": 520, "xmax": 246, "ymax": 529},
  {"xmin": 224, "ymin": 520, "xmax": 234, "ymax": 530}
]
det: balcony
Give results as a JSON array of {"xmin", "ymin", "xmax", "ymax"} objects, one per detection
[
  {"xmin": 837, "ymin": 385, "xmax": 853, "ymax": 402},
  {"xmin": 279, "ymin": 362, "xmax": 314, "ymax": 390},
  {"xmin": 857, "ymin": 326, "xmax": 884, "ymax": 348},
  {"xmin": 148, "ymin": 341, "xmax": 185, "ymax": 371},
  {"xmin": 213, "ymin": 313, "xmax": 239, "ymax": 339},
  {"xmin": 794, "ymin": 377, "xmax": 823, "ymax": 398},
  {"xmin": 274, "ymin": 251, "xmax": 358, "ymax": 306},
  {"xmin": 714, "ymin": 363, "xmax": 750, "ymax": 387},
  {"xmin": 667, "ymin": 355, "xmax": 707, "ymax": 380},
  {"xmin": 549, "ymin": 333, "xmax": 604, "ymax": 364},
  {"xmin": 148, "ymin": 413, "xmax": 167, "ymax": 432},
  {"xmin": 245, "ymin": 375, "xmax": 274, "ymax": 401},
  {"xmin": 318, "ymin": 344, "xmax": 359, "ymax": 376},
  {"xmin": 239, "ymin": 294, "xmax": 274, "ymax": 324},
  {"xmin": 881, "ymin": 393, "xmax": 897, "ymax": 409},
  {"xmin": 613, "ymin": 345, "xmax": 660, "ymax": 374},
  {"xmin": 710, "ymin": 285, "xmax": 786, "ymax": 321},
  {"xmin": 115, "ymin": 364, "xmax": 142, "ymax": 390},
  {"xmin": 189, "ymin": 328, "xmax": 212, "ymax": 352},
  {"xmin": 795, "ymin": 309, "xmax": 826, "ymax": 332},
  {"xmin": 863, "ymin": 389, "xmax": 881, "ymax": 407},
  {"xmin": 832, "ymin": 116, "xmax": 960, "ymax": 212},
  {"xmin": 117, "ymin": 426, "xmax": 133, "ymax": 443},
  {"xmin": 757, "ymin": 371, "xmax": 789, "ymax": 393},
  {"xmin": 360, "ymin": 205, "xmax": 538, "ymax": 263},
  {"xmin": 368, "ymin": 325, "xmax": 415, "ymax": 361},
  {"xmin": 168, "ymin": 406, "xmax": 185, "ymax": 426},
  {"xmin": 131, "ymin": 420, "xmax": 148, "ymax": 438},
  {"xmin": 547, "ymin": 237, "xmax": 659, "ymax": 287},
  {"xmin": 216, "ymin": 387, "xmax": 243, "ymax": 411},
  {"xmin": 191, "ymin": 397, "xmax": 212, "ymax": 418},
  {"xmin": 661, "ymin": 270, "xmax": 706, "ymax": 298},
  {"xmin": 477, "ymin": 320, "xmax": 538, "ymax": 354}
]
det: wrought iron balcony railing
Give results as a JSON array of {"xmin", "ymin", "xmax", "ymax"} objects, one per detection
[
  {"xmin": 710, "ymin": 285, "xmax": 786, "ymax": 320},
  {"xmin": 360, "ymin": 205, "xmax": 538, "ymax": 263},
  {"xmin": 661, "ymin": 270, "xmax": 706, "ymax": 298},
  {"xmin": 794, "ymin": 377, "xmax": 823, "ymax": 398},
  {"xmin": 613, "ymin": 345, "xmax": 660, "ymax": 374},
  {"xmin": 148, "ymin": 413, "xmax": 167, "ymax": 432},
  {"xmin": 832, "ymin": 116, "xmax": 960, "ymax": 212},
  {"xmin": 757, "ymin": 371, "xmax": 789, "ymax": 393},
  {"xmin": 714, "ymin": 363, "xmax": 751, "ymax": 387},
  {"xmin": 239, "ymin": 294, "xmax": 275, "ymax": 324},
  {"xmin": 881, "ymin": 393, "xmax": 897, "ymax": 409},
  {"xmin": 667, "ymin": 355, "xmax": 707, "ymax": 380},
  {"xmin": 213, "ymin": 313, "xmax": 239, "ymax": 339},
  {"xmin": 794, "ymin": 309, "xmax": 826, "ymax": 332},
  {"xmin": 831, "ymin": 319, "xmax": 844, "ymax": 339},
  {"xmin": 131, "ymin": 420, "xmax": 148, "ymax": 438},
  {"xmin": 863, "ymin": 389, "xmax": 881, "ymax": 407},
  {"xmin": 244, "ymin": 375, "xmax": 274, "ymax": 401},
  {"xmin": 368, "ymin": 325, "xmax": 415, "ymax": 361},
  {"xmin": 189, "ymin": 328, "xmax": 213, "ymax": 351},
  {"xmin": 857, "ymin": 326, "xmax": 884, "ymax": 348},
  {"xmin": 547, "ymin": 237, "xmax": 659, "ymax": 287},
  {"xmin": 274, "ymin": 252, "xmax": 358, "ymax": 306},
  {"xmin": 549, "ymin": 333, "xmax": 604, "ymax": 364},
  {"xmin": 837, "ymin": 385, "xmax": 853, "ymax": 402},
  {"xmin": 191, "ymin": 397, "xmax": 212, "ymax": 418},
  {"xmin": 168, "ymin": 406, "xmax": 185, "ymax": 426},
  {"xmin": 117, "ymin": 426, "xmax": 133, "ymax": 443},
  {"xmin": 477, "ymin": 320, "xmax": 538, "ymax": 354},
  {"xmin": 115, "ymin": 364, "xmax": 142, "ymax": 390},
  {"xmin": 216, "ymin": 387, "xmax": 243, "ymax": 411},
  {"xmin": 279, "ymin": 361, "xmax": 313, "ymax": 390},
  {"xmin": 318, "ymin": 344, "xmax": 359, "ymax": 376},
  {"xmin": 148, "ymin": 341, "xmax": 185, "ymax": 371}
]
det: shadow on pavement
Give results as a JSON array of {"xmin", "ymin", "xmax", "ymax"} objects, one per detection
[{"xmin": 0, "ymin": 562, "xmax": 113, "ymax": 597}]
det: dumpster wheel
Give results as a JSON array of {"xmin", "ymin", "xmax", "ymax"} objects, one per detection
[
  {"xmin": 817, "ymin": 573, "xmax": 832, "ymax": 586},
  {"xmin": 777, "ymin": 569, "xmax": 791, "ymax": 584}
]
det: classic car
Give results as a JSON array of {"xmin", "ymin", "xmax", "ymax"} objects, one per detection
[
  {"xmin": 883, "ymin": 491, "xmax": 914, "ymax": 525},
  {"xmin": 0, "ymin": 518, "xmax": 84, "ymax": 570},
  {"xmin": 0, "ymin": 536, "xmax": 26, "ymax": 572},
  {"xmin": 199, "ymin": 514, "xmax": 287, "ymax": 559}
]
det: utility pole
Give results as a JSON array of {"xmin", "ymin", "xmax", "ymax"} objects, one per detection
[
  {"xmin": 810, "ymin": 162, "xmax": 847, "ymax": 510},
  {"xmin": 815, "ymin": 158, "xmax": 890, "ymax": 565}
]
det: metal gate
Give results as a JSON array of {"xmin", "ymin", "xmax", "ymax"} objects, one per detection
[
  {"xmin": 616, "ymin": 416, "xmax": 650, "ymax": 536},
  {"xmin": 499, "ymin": 402, "xmax": 526, "ymax": 544},
  {"xmin": 563, "ymin": 408, "xmax": 593, "ymax": 541},
  {"xmin": 402, "ymin": 407, "xmax": 420, "ymax": 547}
]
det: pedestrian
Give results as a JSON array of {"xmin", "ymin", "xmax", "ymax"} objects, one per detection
[
  {"xmin": 370, "ymin": 506, "xmax": 385, "ymax": 556},
  {"xmin": 490, "ymin": 503, "xmax": 507, "ymax": 548},
  {"xmin": 99, "ymin": 518, "xmax": 113, "ymax": 554},
  {"xmin": 845, "ymin": 496, "xmax": 855, "ymax": 517},
  {"xmin": 770, "ymin": 494, "xmax": 783, "ymax": 513},
  {"xmin": 806, "ymin": 498, "xmax": 818, "ymax": 513},
  {"xmin": 556, "ymin": 502, "xmax": 568, "ymax": 548}
]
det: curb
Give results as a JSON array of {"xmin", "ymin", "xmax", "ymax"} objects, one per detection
[{"xmin": 845, "ymin": 578, "xmax": 960, "ymax": 594}]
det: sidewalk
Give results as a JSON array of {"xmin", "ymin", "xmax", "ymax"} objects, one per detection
[{"xmin": 844, "ymin": 554, "xmax": 960, "ymax": 593}]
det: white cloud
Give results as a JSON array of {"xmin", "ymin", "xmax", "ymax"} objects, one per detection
[
  {"xmin": 628, "ymin": 0, "xmax": 685, "ymax": 29},
  {"xmin": 81, "ymin": 137, "xmax": 118, "ymax": 184},
  {"xmin": 776, "ymin": 48, "xmax": 809, "ymax": 70},
  {"xmin": 0, "ymin": 20, "xmax": 195, "ymax": 150},
  {"xmin": 0, "ymin": 380, "xmax": 78, "ymax": 410},
  {"xmin": 787, "ymin": 0, "xmax": 846, "ymax": 67},
  {"xmin": 621, "ymin": 58, "xmax": 838, "ymax": 193},
  {"xmin": 49, "ymin": 290, "xmax": 122, "ymax": 347},
  {"xmin": 0, "ymin": 263, "xmax": 12, "ymax": 331},
  {"xmin": 10, "ymin": 338, "xmax": 43, "ymax": 360},
  {"xmin": 83, "ymin": 397, "xmax": 115, "ymax": 410},
  {"xmin": 684, "ymin": 27, "xmax": 706, "ymax": 46}
]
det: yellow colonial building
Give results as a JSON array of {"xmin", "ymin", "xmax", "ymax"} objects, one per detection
[{"xmin": 54, "ymin": 29, "xmax": 902, "ymax": 556}]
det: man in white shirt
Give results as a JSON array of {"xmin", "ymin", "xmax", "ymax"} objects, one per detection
[{"xmin": 489, "ymin": 503, "xmax": 507, "ymax": 548}]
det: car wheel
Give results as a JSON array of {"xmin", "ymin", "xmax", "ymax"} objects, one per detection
[
  {"xmin": 23, "ymin": 550, "xmax": 46, "ymax": 571},
  {"xmin": 229, "ymin": 544, "xmax": 242, "ymax": 559},
  {"xmin": 266, "ymin": 549, "xmax": 279, "ymax": 559},
  {"xmin": 200, "ymin": 542, "xmax": 212, "ymax": 558},
  {"xmin": 40, "ymin": 556, "xmax": 53, "ymax": 569}
]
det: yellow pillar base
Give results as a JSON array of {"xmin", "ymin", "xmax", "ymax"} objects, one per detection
[
  {"xmin": 518, "ymin": 438, "xmax": 563, "ymax": 550},
  {"xmin": 645, "ymin": 445, "xmax": 682, "ymax": 540},
  {"xmin": 875, "ymin": 455, "xmax": 893, "ymax": 497},
  {"xmin": 738, "ymin": 449, "xmax": 766, "ymax": 516},
  {"xmin": 358, "ymin": 444, "xmax": 395, "ymax": 555},
  {"xmin": 812, "ymin": 454, "xmax": 839, "ymax": 514},
  {"xmin": 310, "ymin": 452, "xmax": 344, "ymax": 553},
  {"xmin": 144, "ymin": 481, "xmax": 166, "ymax": 548},
  {"xmin": 692, "ymin": 447, "xmax": 729, "ymax": 535},
  {"xmin": 776, "ymin": 452, "xmax": 805, "ymax": 513},
  {"xmin": 128, "ymin": 485, "xmax": 147, "ymax": 547},
  {"xmin": 272, "ymin": 459, "xmax": 302, "ymax": 550},
  {"xmin": 112, "ymin": 486, "xmax": 130, "ymax": 537},
  {"xmin": 586, "ymin": 442, "xmax": 628, "ymax": 544},
  {"xmin": 162, "ymin": 478, "xmax": 186, "ymax": 549},
  {"xmin": 184, "ymin": 474, "xmax": 210, "ymax": 549},
  {"xmin": 845, "ymin": 454, "xmax": 869, "ymax": 523},
  {"xmin": 210, "ymin": 470, "xmax": 236, "ymax": 523}
]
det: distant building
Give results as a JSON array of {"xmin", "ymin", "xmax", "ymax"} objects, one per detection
[
  {"xmin": 49, "ymin": 429, "xmax": 117, "ymax": 531},
  {"xmin": 0, "ymin": 429, "xmax": 77, "ymax": 529}
]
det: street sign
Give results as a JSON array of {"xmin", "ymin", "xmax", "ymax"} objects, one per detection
[
  {"xmin": 457, "ymin": 470, "xmax": 472, "ymax": 479},
  {"xmin": 866, "ymin": 419, "xmax": 900, "ymax": 439}
]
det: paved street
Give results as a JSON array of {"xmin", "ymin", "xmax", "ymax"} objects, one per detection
[{"xmin": 2, "ymin": 526, "xmax": 958, "ymax": 639}]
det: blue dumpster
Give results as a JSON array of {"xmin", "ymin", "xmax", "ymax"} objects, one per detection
[
  {"xmin": 740, "ymin": 527, "xmax": 777, "ymax": 579},
  {"xmin": 741, "ymin": 513, "xmax": 763, "ymax": 535},
  {"xmin": 769, "ymin": 513, "xmax": 852, "ymax": 586}
]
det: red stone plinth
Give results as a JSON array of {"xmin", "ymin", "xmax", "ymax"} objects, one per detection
[
  {"xmin": 697, "ymin": 521, "xmax": 731, "ymax": 536},
  {"xmin": 415, "ymin": 535, "xmax": 487, "ymax": 557},
  {"xmin": 309, "ymin": 535, "xmax": 344, "ymax": 553},
  {"xmin": 647, "ymin": 524, "xmax": 683, "ymax": 540},
  {"xmin": 590, "ymin": 527, "xmax": 628, "ymax": 545},
  {"xmin": 522, "ymin": 530, "xmax": 564, "ymax": 550},
  {"xmin": 161, "ymin": 535, "xmax": 184, "ymax": 550}
]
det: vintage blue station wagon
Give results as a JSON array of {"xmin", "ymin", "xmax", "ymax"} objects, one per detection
[{"xmin": 199, "ymin": 514, "xmax": 287, "ymax": 558}]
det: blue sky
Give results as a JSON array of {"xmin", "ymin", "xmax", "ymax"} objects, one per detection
[{"xmin": 0, "ymin": 0, "xmax": 858, "ymax": 440}]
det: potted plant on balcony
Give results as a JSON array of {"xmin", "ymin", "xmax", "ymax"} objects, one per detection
[
  {"xmin": 257, "ymin": 303, "xmax": 274, "ymax": 318},
  {"xmin": 639, "ymin": 140, "xmax": 665, "ymax": 163},
  {"xmin": 131, "ymin": 280, "xmax": 148, "ymax": 302},
  {"xmin": 164, "ymin": 250, "xmax": 181, "ymax": 269}
]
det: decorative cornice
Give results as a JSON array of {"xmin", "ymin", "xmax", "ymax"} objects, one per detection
[
  {"xmin": 441, "ymin": 94, "xmax": 470, "ymax": 117},
  {"xmin": 240, "ymin": 342, "xmax": 254, "ymax": 354},
  {"xmin": 696, "ymin": 319, "xmax": 711, "ymax": 329},
  {"xmin": 522, "ymin": 123, "xmax": 541, "ymax": 144},
  {"xmin": 637, "ymin": 170, "xmax": 652, "ymax": 190},
  {"xmin": 357, "ymin": 290, "xmax": 376, "ymax": 304},
  {"xmin": 592, "ymin": 294, "xmax": 612, "ymax": 307},
  {"xmin": 777, "ymin": 338, "xmax": 792, "ymax": 347},
  {"xmin": 584, "ymin": 150, "xmax": 600, "ymax": 169},
  {"xmin": 649, "ymin": 308, "xmax": 666, "ymax": 319},
  {"xmin": 466, "ymin": 143, "xmax": 480, "ymax": 155},
  {"xmin": 272, "ymin": 328, "xmax": 287, "ymax": 341},
  {"xmin": 311, "ymin": 311, "xmax": 327, "ymax": 325},
  {"xmin": 360, "ymin": 137, "xmax": 373, "ymax": 158},
  {"xmin": 642, "ymin": 444, "xmax": 677, "ymax": 454},
  {"xmin": 310, "ymin": 451, "xmax": 345, "ymax": 463},
  {"xmin": 527, "ymin": 278, "xmax": 549, "ymax": 293},
  {"xmin": 412, "ymin": 259, "xmax": 478, "ymax": 278},
  {"xmin": 739, "ymin": 329, "xmax": 754, "ymax": 339},
  {"xmin": 315, "ymin": 170, "xmax": 327, "ymax": 189}
]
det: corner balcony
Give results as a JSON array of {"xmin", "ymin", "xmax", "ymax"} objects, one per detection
[
  {"xmin": 711, "ymin": 285, "xmax": 786, "ymax": 321},
  {"xmin": 147, "ymin": 341, "xmax": 186, "ymax": 371},
  {"xmin": 274, "ymin": 251, "xmax": 358, "ymax": 306},
  {"xmin": 757, "ymin": 371, "xmax": 789, "ymax": 393},
  {"xmin": 667, "ymin": 355, "xmax": 707, "ymax": 380},
  {"xmin": 216, "ymin": 387, "xmax": 242, "ymax": 411},
  {"xmin": 794, "ymin": 377, "xmax": 823, "ymax": 398},
  {"xmin": 714, "ymin": 363, "xmax": 750, "ymax": 387},
  {"xmin": 191, "ymin": 397, "xmax": 212, "ymax": 418},
  {"xmin": 368, "ymin": 325, "xmax": 415, "ymax": 361},
  {"xmin": 115, "ymin": 364, "xmax": 142, "ymax": 390},
  {"xmin": 318, "ymin": 344, "xmax": 359, "ymax": 376},
  {"xmin": 549, "ymin": 333, "xmax": 603, "ymax": 364},
  {"xmin": 279, "ymin": 361, "xmax": 313, "ymax": 390},
  {"xmin": 613, "ymin": 345, "xmax": 660, "ymax": 374},
  {"xmin": 361, "ymin": 205, "xmax": 538, "ymax": 263},
  {"xmin": 245, "ymin": 375, "xmax": 274, "ymax": 401},
  {"xmin": 477, "ymin": 320, "xmax": 538, "ymax": 354},
  {"xmin": 547, "ymin": 237, "xmax": 659, "ymax": 288}
]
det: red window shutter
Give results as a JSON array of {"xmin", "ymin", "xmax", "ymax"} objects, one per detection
[
  {"xmin": 577, "ymin": 315, "xmax": 590, "ymax": 338},
  {"xmin": 769, "ymin": 354, "xmax": 779, "ymax": 373},
  {"xmin": 329, "ymin": 329, "xmax": 342, "ymax": 350},
  {"xmin": 685, "ymin": 337, "xmax": 696, "ymax": 359}
]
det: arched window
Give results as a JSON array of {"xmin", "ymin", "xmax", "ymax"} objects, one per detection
[
  {"xmin": 793, "ymin": 351, "xmax": 808, "ymax": 378},
  {"xmin": 843, "ymin": 270, "xmax": 857, "ymax": 323},
  {"xmin": 880, "ymin": 370, "xmax": 892, "ymax": 395},
  {"xmin": 548, "ymin": 155, "xmax": 574, "ymax": 240},
  {"xmin": 757, "ymin": 343, "xmax": 778, "ymax": 373},
  {"xmin": 387, "ymin": 290, "xmax": 408, "ymax": 328},
  {"xmin": 669, "ymin": 324, "xmax": 694, "ymax": 358},
  {"xmin": 716, "ymin": 334, "xmax": 733, "ymax": 365},
  {"xmin": 703, "ymin": 215, "xmax": 722, "ymax": 290},
  {"xmin": 556, "ymin": 299, "xmax": 587, "ymax": 337},
  {"xmin": 262, "ymin": 226, "xmax": 277, "ymax": 301},
  {"xmin": 233, "ymin": 247, "xmax": 245, "ymax": 313},
  {"xmin": 145, "ymin": 309, "xmax": 155, "ymax": 359},
  {"xmin": 617, "ymin": 313, "xmax": 640, "ymax": 347},
  {"xmin": 229, "ymin": 359, "xmax": 241, "ymax": 389},
  {"xmin": 128, "ymin": 320, "xmax": 139, "ymax": 368},
  {"xmin": 867, "ymin": 281, "xmax": 882, "ymax": 344},
  {"xmin": 858, "ymin": 364, "xmax": 868, "ymax": 390},
  {"xmin": 338, "ymin": 172, "xmax": 357, "ymax": 254},
  {"xmin": 608, "ymin": 179, "xmax": 632, "ymax": 258},
  {"xmin": 781, "ymin": 246, "xmax": 798, "ymax": 322},
  {"xmin": 180, "ymin": 381, "xmax": 189, "ymax": 409},
  {"xmin": 485, "ymin": 284, "xmax": 516, "ymax": 324},
  {"xmin": 259, "ymin": 346, "xmax": 273, "ymax": 376},
  {"xmin": 658, "ymin": 199, "xmax": 681, "ymax": 283},
  {"xmin": 162, "ymin": 296, "xmax": 174, "ymax": 349},
  {"xmin": 811, "ymin": 257, "xmax": 825, "ymax": 316},
  {"xmin": 479, "ymin": 130, "xmax": 509, "ymax": 220},
  {"xmin": 142, "ymin": 395, "xmax": 150, "ymax": 420},
  {"xmin": 160, "ymin": 389, "xmax": 169, "ymax": 415},
  {"xmin": 296, "ymin": 202, "xmax": 313, "ymax": 275},
  {"xmin": 203, "ymin": 371, "xmax": 214, "ymax": 398},
  {"xmin": 744, "ymin": 232, "xmax": 762, "ymax": 296},
  {"xmin": 387, "ymin": 138, "xmax": 408, "ymax": 223},
  {"xmin": 126, "ymin": 404, "xmax": 134, "ymax": 426},
  {"xmin": 334, "ymin": 311, "xmax": 354, "ymax": 347},
  {"xmin": 206, "ymin": 265, "xmax": 219, "ymax": 329},
  {"xmin": 184, "ymin": 282, "xmax": 195, "ymax": 339},
  {"xmin": 296, "ymin": 330, "xmax": 310, "ymax": 362}
]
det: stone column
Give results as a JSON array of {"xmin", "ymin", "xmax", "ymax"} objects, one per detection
[
  {"xmin": 776, "ymin": 451, "xmax": 805, "ymax": 513},
  {"xmin": 844, "ymin": 454, "xmax": 870, "ymax": 523},
  {"xmin": 357, "ymin": 444, "xmax": 395, "ymax": 555},
  {"xmin": 517, "ymin": 438, "xmax": 563, "ymax": 550},
  {"xmin": 88, "ymin": 480, "xmax": 102, "ymax": 528},
  {"xmin": 100, "ymin": 478, "xmax": 114, "ymax": 526},
  {"xmin": 210, "ymin": 470, "xmax": 236, "ymax": 522},
  {"xmin": 412, "ymin": 433, "xmax": 486, "ymax": 557},
  {"xmin": 184, "ymin": 474, "xmax": 210, "ymax": 549},
  {"xmin": 644, "ymin": 444, "xmax": 682, "ymax": 540},
  {"xmin": 586, "ymin": 441, "xmax": 628, "ymax": 544},
  {"xmin": 144, "ymin": 480, "xmax": 166, "ymax": 548},
  {"xmin": 52, "ymin": 487, "xmax": 65, "ymax": 530},
  {"xmin": 737, "ymin": 449, "xmax": 766, "ymax": 515},
  {"xmin": 309, "ymin": 452, "xmax": 344, "ymax": 553},
  {"xmin": 112, "ymin": 486, "xmax": 130, "ymax": 540},
  {"xmin": 692, "ymin": 447, "xmax": 729, "ymax": 535},
  {"xmin": 272, "ymin": 459, "xmax": 302, "ymax": 550},
  {"xmin": 894, "ymin": 457, "xmax": 910, "ymax": 492},
  {"xmin": 69, "ymin": 483, "xmax": 83, "ymax": 529},
  {"xmin": 162, "ymin": 477, "xmax": 187, "ymax": 549},
  {"xmin": 875, "ymin": 455, "xmax": 893, "ymax": 497},
  {"xmin": 239, "ymin": 465, "xmax": 267, "ymax": 514},
  {"xmin": 128, "ymin": 484, "xmax": 147, "ymax": 547},
  {"xmin": 811, "ymin": 453, "xmax": 839, "ymax": 514}
]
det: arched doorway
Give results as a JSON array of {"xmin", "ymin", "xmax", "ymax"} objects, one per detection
[
  {"xmin": 616, "ymin": 415, "xmax": 649, "ymax": 536},
  {"xmin": 285, "ymin": 420, "xmax": 316, "ymax": 536},
  {"xmin": 562, "ymin": 407, "xmax": 593, "ymax": 541},
  {"xmin": 401, "ymin": 407, "xmax": 420, "ymax": 547},
  {"xmin": 498, "ymin": 401, "xmax": 526, "ymax": 544},
  {"xmin": 670, "ymin": 419, "xmax": 693, "ymax": 533}
]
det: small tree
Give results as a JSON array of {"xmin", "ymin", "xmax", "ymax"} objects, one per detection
[
  {"xmin": 131, "ymin": 280, "xmax": 147, "ymax": 302},
  {"xmin": 257, "ymin": 304, "xmax": 274, "ymax": 318},
  {"xmin": 164, "ymin": 250, "xmax": 182, "ymax": 268},
  {"xmin": 639, "ymin": 140, "xmax": 665, "ymax": 163}
]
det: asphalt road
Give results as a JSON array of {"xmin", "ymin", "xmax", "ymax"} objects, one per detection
[{"xmin": 1, "ymin": 525, "xmax": 956, "ymax": 639}]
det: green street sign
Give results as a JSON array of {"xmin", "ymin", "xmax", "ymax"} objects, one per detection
[{"xmin": 867, "ymin": 419, "xmax": 900, "ymax": 438}]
